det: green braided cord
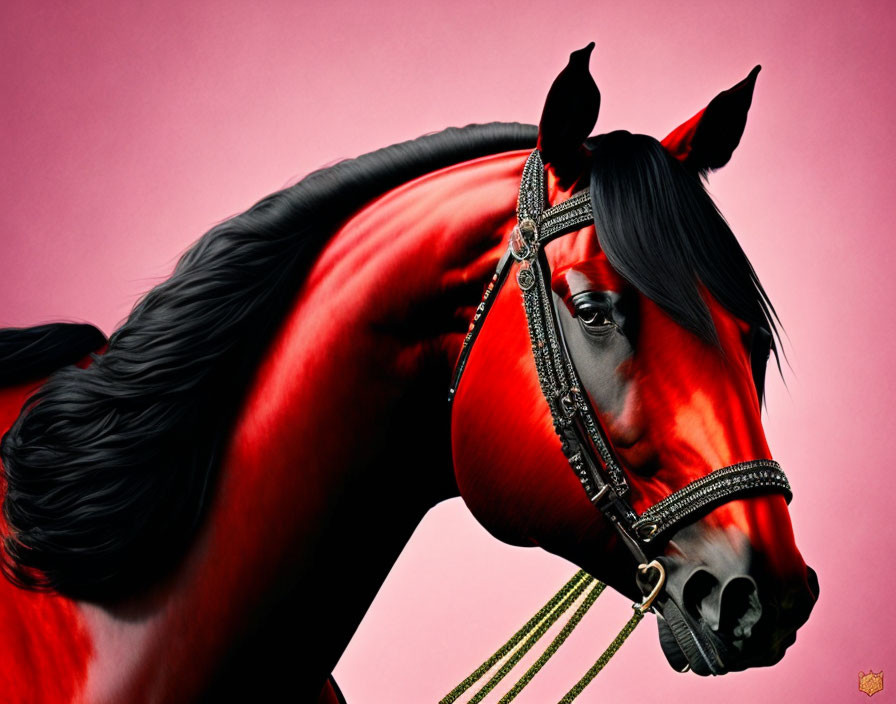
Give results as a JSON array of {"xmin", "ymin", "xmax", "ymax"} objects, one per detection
[
  {"xmin": 556, "ymin": 609, "xmax": 645, "ymax": 703},
  {"xmin": 465, "ymin": 576, "xmax": 597, "ymax": 704},
  {"xmin": 438, "ymin": 570, "xmax": 590, "ymax": 704},
  {"xmin": 498, "ymin": 580, "xmax": 607, "ymax": 703}
]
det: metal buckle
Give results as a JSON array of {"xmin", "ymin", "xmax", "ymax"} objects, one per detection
[
  {"xmin": 634, "ymin": 560, "xmax": 666, "ymax": 614},
  {"xmin": 559, "ymin": 388, "xmax": 579, "ymax": 419},
  {"xmin": 636, "ymin": 522, "xmax": 659, "ymax": 540},
  {"xmin": 510, "ymin": 218, "xmax": 538, "ymax": 262}
]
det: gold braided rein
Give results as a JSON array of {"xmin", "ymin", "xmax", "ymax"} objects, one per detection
[{"xmin": 439, "ymin": 562, "xmax": 664, "ymax": 704}]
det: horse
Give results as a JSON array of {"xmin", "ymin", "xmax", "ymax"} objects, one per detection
[{"xmin": 0, "ymin": 44, "xmax": 817, "ymax": 702}]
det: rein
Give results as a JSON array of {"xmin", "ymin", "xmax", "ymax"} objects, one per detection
[
  {"xmin": 439, "ymin": 564, "xmax": 664, "ymax": 704},
  {"xmin": 443, "ymin": 150, "xmax": 793, "ymax": 700}
]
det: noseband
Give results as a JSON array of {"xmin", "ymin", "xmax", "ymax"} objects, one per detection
[{"xmin": 442, "ymin": 150, "xmax": 793, "ymax": 701}]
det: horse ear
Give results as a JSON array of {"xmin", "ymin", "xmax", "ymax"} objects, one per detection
[
  {"xmin": 661, "ymin": 65, "xmax": 761, "ymax": 176},
  {"xmin": 537, "ymin": 43, "xmax": 601, "ymax": 187}
]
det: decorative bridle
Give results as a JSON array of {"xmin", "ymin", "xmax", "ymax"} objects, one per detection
[{"xmin": 442, "ymin": 150, "xmax": 792, "ymax": 702}]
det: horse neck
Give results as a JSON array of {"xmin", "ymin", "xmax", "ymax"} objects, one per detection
[
  {"xmin": 79, "ymin": 148, "xmax": 531, "ymax": 703},
  {"xmin": 225, "ymin": 147, "xmax": 530, "ymax": 691},
  {"xmin": 0, "ymin": 149, "xmax": 534, "ymax": 704},
  {"xmin": 271, "ymin": 148, "xmax": 529, "ymax": 504}
]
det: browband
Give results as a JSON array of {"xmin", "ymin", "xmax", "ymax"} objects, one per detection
[{"xmin": 449, "ymin": 150, "xmax": 791, "ymax": 562}]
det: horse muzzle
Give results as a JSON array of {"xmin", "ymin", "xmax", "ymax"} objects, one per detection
[{"xmin": 640, "ymin": 525, "xmax": 819, "ymax": 676}]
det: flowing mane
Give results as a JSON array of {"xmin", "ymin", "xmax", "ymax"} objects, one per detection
[{"xmin": 0, "ymin": 122, "xmax": 537, "ymax": 602}]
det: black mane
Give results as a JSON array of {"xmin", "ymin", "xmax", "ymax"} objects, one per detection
[
  {"xmin": 0, "ymin": 124, "xmax": 782, "ymax": 604},
  {"xmin": 0, "ymin": 122, "xmax": 538, "ymax": 602},
  {"xmin": 0, "ymin": 323, "xmax": 106, "ymax": 387},
  {"xmin": 588, "ymin": 130, "xmax": 782, "ymax": 363}
]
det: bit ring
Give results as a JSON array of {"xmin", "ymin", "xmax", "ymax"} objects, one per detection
[{"xmin": 634, "ymin": 560, "xmax": 666, "ymax": 614}]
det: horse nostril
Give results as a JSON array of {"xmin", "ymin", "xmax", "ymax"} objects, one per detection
[
  {"xmin": 718, "ymin": 576, "xmax": 762, "ymax": 640},
  {"xmin": 680, "ymin": 569, "xmax": 762, "ymax": 640},
  {"xmin": 681, "ymin": 569, "xmax": 721, "ymax": 630}
]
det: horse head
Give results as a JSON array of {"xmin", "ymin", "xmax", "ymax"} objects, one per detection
[{"xmin": 450, "ymin": 44, "xmax": 818, "ymax": 676}]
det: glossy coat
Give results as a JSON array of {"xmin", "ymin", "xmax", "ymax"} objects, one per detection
[
  {"xmin": 0, "ymin": 151, "xmax": 535, "ymax": 702},
  {"xmin": 0, "ymin": 54, "xmax": 816, "ymax": 696}
]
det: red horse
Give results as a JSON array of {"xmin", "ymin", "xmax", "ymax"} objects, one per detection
[{"xmin": 0, "ymin": 45, "xmax": 817, "ymax": 702}]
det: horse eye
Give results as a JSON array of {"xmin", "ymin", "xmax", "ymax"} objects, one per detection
[
  {"xmin": 570, "ymin": 292, "xmax": 620, "ymax": 331},
  {"xmin": 576, "ymin": 305, "xmax": 615, "ymax": 328},
  {"xmin": 580, "ymin": 310, "xmax": 613, "ymax": 326}
]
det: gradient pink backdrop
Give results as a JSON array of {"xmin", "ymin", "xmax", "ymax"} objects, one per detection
[{"xmin": 2, "ymin": 2, "xmax": 894, "ymax": 703}]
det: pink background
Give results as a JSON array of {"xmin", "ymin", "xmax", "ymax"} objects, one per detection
[{"xmin": 2, "ymin": 2, "xmax": 894, "ymax": 703}]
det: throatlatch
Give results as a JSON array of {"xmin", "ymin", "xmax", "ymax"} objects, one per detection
[{"xmin": 444, "ymin": 150, "xmax": 793, "ymax": 701}]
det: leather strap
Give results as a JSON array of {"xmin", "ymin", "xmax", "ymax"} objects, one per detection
[{"xmin": 449, "ymin": 149, "xmax": 792, "ymax": 563}]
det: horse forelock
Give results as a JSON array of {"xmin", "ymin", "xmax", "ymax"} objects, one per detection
[{"xmin": 586, "ymin": 130, "xmax": 783, "ymax": 379}]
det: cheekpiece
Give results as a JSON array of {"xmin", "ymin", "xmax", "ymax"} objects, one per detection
[{"xmin": 449, "ymin": 149, "xmax": 792, "ymax": 563}]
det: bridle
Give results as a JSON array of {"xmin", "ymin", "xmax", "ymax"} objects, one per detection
[
  {"xmin": 450, "ymin": 148, "xmax": 791, "ymax": 565},
  {"xmin": 442, "ymin": 149, "xmax": 793, "ymax": 701}
]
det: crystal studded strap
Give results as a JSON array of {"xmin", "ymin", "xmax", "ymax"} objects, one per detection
[
  {"xmin": 450, "ymin": 148, "xmax": 795, "ymax": 560},
  {"xmin": 514, "ymin": 151, "xmax": 630, "ymax": 497},
  {"xmin": 537, "ymin": 188, "xmax": 593, "ymax": 243},
  {"xmin": 447, "ymin": 248, "xmax": 514, "ymax": 403},
  {"xmin": 631, "ymin": 460, "xmax": 792, "ymax": 542}
]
